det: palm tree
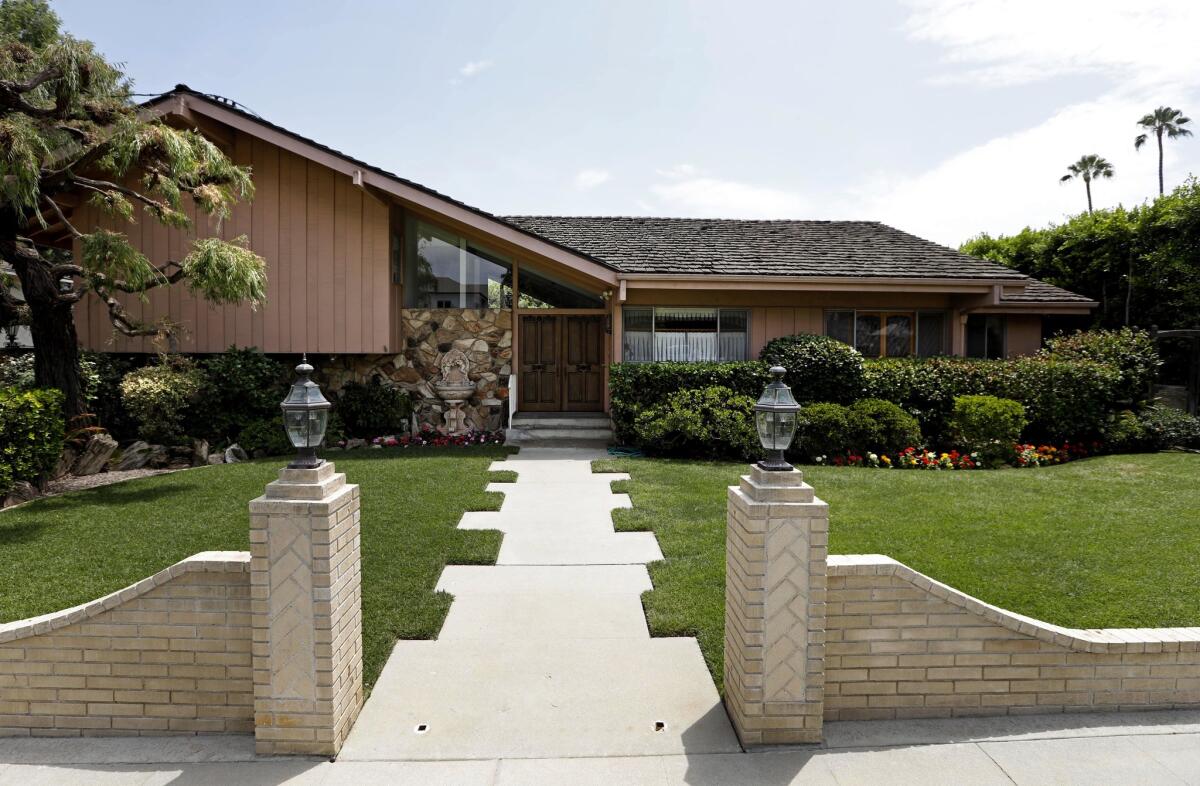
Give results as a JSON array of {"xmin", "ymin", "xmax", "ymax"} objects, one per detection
[
  {"xmin": 1060, "ymin": 154, "xmax": 1114, "ymax": 214},
  {"xmin": 1135, "ymin": 106, "xmax": 1193, "ymax": 196}
]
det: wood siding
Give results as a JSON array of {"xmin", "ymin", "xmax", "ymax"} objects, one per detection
[{"xmin": 74, "ymin": 132, "xmax": 393, "ymax": 354}]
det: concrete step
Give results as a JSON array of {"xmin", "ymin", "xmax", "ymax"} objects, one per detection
[
  {"xmin": 511, "ymin": 418, "xmax": 612, "ymax": 431},
  {"xmin": 511, "ymin": 427, "xmax": 613, "ymax": 441}
]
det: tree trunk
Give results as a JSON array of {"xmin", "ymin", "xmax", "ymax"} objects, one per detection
[
  {"xmin": 1085, "ymin": 180, "xmax": 1093, "ymax": 214},
  {"xmin": 4, "ymin": 227, "xmax": 87, "ymax": 419},
  {"xmin": 1157, "ymin": 130, "xmax": 1165, "ymax": 196}
]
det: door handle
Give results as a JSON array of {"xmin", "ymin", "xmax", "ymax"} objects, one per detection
[
  {"xmin": 530, "ymin": 363, "xmax": 545, "ymax": 371},
  {"xmin": 576, "ymin": 364, "xmax": 591, "ymax": 372}
]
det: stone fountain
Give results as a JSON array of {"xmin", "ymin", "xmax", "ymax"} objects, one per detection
[{"xmin": 433, "ymin": 348, "xmax": 476, "ymax": 435}]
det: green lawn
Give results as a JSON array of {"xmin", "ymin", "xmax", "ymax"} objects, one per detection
[
  {"xmin": 594, "ymin": 453, "xmax": 1200, "ymax": 694},
  {"xmin": 0, "ymin": 446, "xmax": 514, "ymax": 689}
]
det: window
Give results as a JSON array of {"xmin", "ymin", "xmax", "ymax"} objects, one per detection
[
  {"xmin": 403, "ymin": 216, "xmax": 512, "ymax": 309},
  {"xmin": 825, "ymin": 309, "xmax": 947, "ymax": 357},
  {"xmin": 518, "ymin": 264, "xmax": 606, "ymax": 309},
  {"xmin": 966, "ymin": 315, "xmax": 1006, "ymax": 359},
  {"xmin": 622, "ymin": 307, "xmax": 748, "ymax": 362}
]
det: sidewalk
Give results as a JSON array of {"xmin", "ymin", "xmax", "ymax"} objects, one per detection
[{"xmin": 2, "ymin": 710, "xmax": 1198, "ymax": 784}]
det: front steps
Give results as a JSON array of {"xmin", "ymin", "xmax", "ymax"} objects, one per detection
[{"xmin": 506, "ymin": 412, "xmax": 613, "ymax": 447}]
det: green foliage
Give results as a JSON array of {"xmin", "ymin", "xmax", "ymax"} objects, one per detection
[
  {"xmin": 758, "ymin": 333, "xmax": 865, "ymax": 404},
  {"xmin": 795, "ymin": 403, "xmax": 853, "ymax": 460},
  {"xmin": 0, "ymin": 353, "xmax": 35, "ymax": 389},
  {"xmin": 848, "ymin": 398, "xmax": 923, "ymax": 456},
  {"xmin": 1042, "ymin": 328, "xmax": 1159, "ymax": 403},
  {"xmin": 608, "ymin": 361, "xmax": 772, "ymax": 444},
  {"xmin": 632, "ymin": 386, "xmax": 759, "ymax": 460},
  {"xmin": 190, "ymin": 347, "xmax": 287, "ymax": 444},
  {"xmin": 181, "ymin": 236, "xmax": 266, "ymax": 306},
  {"xmin": 237, "ymin": 418, "xmax": 291, "ymax": 457},
  {"xmin": 961, "ymin": 180, "xmax": 1200, "ymax": 331},
  {"xmin": 336, "ymin": 378, "xmax": 412, "ymax": 438},
  {"xmin": 1137, "ymin": 405, "xmax": 1200, "ymax": 450},
  {"xmin": 795, "ymin": 399, "xmax": 921, "ymax": 460},
  {"xmin": 118, "ymin": 356, "xmax": 202, "ymax": 444},
  {"xmin": 81, "ymin": 230, "xmax": 158, "ymax": 293},
  {"xmin": 0, "ymin": 0, "xmax": 60, "ymax": 49},
  {"xmin": 80, "ymin": 351, "xmax": 138, "ymax": 440},
  {"xmin": 0, "ymin": 386, "xmax": 63, "ymax": 495},
  {"xmin": 863, "ymin": 355, "xmax": 1121, "ymax": 443},
  {"xmin": 949, "ymin": 395, "xmax": 1027, "ymax": 466}
]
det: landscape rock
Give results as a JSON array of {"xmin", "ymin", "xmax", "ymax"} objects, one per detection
[
  {"xmin": 146, "ymin": 445, "xmax": 170, "ymax": 468},
  {"xmin": 53, "ymin": 447, "xmax": 78, "ymax": 479},
  {"xmin": 224, "ymin": 444, "xmax": 249, "ymax": 464},
  {"xmin": 207, "ymin": 454, "xmax": 225, "ymax": 465},
  {"xmin": 71, "ymin": 434, "xmax": 118, "ymax": 476},
  {"xmin": 3, "ymin": 481, "xmax": 38, "ymax": 507},
  {"xmin": 191, "ymin": 439, "xmax": 209, "ymax": 467},
  {"xmin": 115, "ymin": 441, "xmax": 153, "ymax": 470},
  {"xmin": 345, "ymin": 438, "xmax": 367, "ymax": 450}
]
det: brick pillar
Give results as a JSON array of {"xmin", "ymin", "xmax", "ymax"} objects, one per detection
[
  {"xmin": 724, "ymin": 465, "xmax": 828, "ymax": 746},
  {"xmin": 249, "ymin": 461, "xmax": 363, "ymax": 756}
]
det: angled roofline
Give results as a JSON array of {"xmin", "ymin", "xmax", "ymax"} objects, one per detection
[{"xmin": 144, "ymin": 87, "xmax": 621, "ymax": 286}]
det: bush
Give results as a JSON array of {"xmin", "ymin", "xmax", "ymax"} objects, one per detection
[
  {"xmin": 82, "ymin": 351, "xmax": 139, "ymax": 440},
  {"xmin": 238, "ymin": 418, "xmax": 292, "ymax": 457},
  {"xmin": 1104, "ymin": 410, "xmax": 1149, "ymax": 453},
  {"xmin": 609, "ymin": 361, "xmax": 772, "ymax": 444},
  {"xmin": 119, "ymin": 356, "xmax": 203, "ymax": 444},
  {"xmin": 949, "ymin": 395, "xmax": 1027, "ymax": 466},
  {"xmin": 1137, "ymin": 405, "xmax": 1200, "ymax": 450},
  {"xmin": 632, "ymin": 386, "xmax": 759, "ymax": 460},
  {"xmin": 192, "ymin": 347, "xmax": 288, "ymax": 443},
  {"xmin": 795, "ymin": 402, "xmax": 853, "ymax": 460},
  {"xmin": 863, "ymin": 355, "xmax": 1122, "ymax": 443},
  {"xmin": 337, "ymin": 377, "xmax": 412, "ymax": 437},
  {"xmin": 1043, "ymin": 328, "xmax": 1159, "ymax": 404},
  {"xmin": 848, "ymin": 398, "xmax": 922, "ymax": 456},
  {"xmin": 759, "ymin": 333, "xmax": 864, "ymax": 404},
  {"xmin": 0, "ymin": 387, "xmax": 64, "ymax": 496}
]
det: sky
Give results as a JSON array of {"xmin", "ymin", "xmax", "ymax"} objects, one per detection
[{"xmin": 54, "ymin": 0, "xmax": 1200, "ymax": 247}]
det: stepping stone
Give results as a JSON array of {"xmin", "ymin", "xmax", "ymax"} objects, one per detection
[
  {"xmin": 439, "ymin": 593, "xmax": 649, "ymax": 640},
  {"xmin": 438, "ymin": 565, "xmax": 652, "ymax": 595},
  {"xmin": 496, "ymin": 532, "xmax": 663, "ymax": 565}
]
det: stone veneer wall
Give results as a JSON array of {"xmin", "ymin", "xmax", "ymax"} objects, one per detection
[
  {"xmin": 0, "ymin": 552, "xmax": 252, "ymax": 737},
  {"xmin": 319, "ymin": 308, "xmax": 512, "ymax": 433},
  {"xmin": 824, "ymin": 555, "xmax": 1200, "ymax": 721}
]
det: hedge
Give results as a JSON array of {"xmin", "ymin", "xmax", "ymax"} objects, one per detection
[
  {"xmin": 609, "ymin": 361, "xmax": 771, "ymax": 444},
  {"xmin": 0, "ymin": 387, "xmax": 65, "ymax": 497},
  {"xmin": 862, "ymin": 356, "xmax": 1123, "ymax": 443}
]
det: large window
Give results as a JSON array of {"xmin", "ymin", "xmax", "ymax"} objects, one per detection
[
  {"xmin": 824, "ymin": 310, "xmax": 947, "ymax": 358},
  {"xmin": 403, "ymin": 216, "xmax": 512, "ymax": 309},
  {"xmin": 518, "ymin": 264, "xmax": 606, "ymax": 309},
  {"xmin": 966, "ymin": 315, "xmax": 1006, "ymax": 359},
  {"xmin": 622, "ymin": 307, "xmax": 748, "ymax": 362}
]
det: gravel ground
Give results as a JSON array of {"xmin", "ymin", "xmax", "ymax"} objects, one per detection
[{"xmin": 42, "ymin": 467, "xmax": 184, "ymax": 497}]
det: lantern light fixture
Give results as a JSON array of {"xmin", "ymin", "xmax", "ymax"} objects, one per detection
[
  {"xmin": 280, "ymin": 354, "xmax": 332, "ymax": 469},
  {"xmin": 753, "ymin": 365, "xmax": 801, "ymax": 472}
]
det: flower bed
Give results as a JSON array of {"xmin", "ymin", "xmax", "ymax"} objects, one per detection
[
  {"xmin": 334, "ymin": 427, "xmax": 506, "ymax": 451},
  {"xmin": 814, "ymin": 442, "xmax": 1097, "ymax": 470}
]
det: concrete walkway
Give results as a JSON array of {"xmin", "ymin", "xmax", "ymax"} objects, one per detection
[
  {"xmin": 337, "ymin": 446, "xmax": 741, "ymax": 761},
  {"xmin": 4, "ymin": 710, "xmax": 1200, "ymax": 784}
]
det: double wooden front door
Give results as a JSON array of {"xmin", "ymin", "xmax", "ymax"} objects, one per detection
[{"xmin": 519, "ymin": 315, "xmax": 605, "ymax": 412}]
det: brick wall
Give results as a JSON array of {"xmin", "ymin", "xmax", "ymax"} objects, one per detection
[
  {"xmin": 0, "ymin": 552, "xmax": 252, "ymax": 737},
  {"xmin": 825, "ymin": 555, "xmax": 1200, "ymax": 721}
]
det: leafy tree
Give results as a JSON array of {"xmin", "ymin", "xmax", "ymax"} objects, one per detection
[
  {"xmin": 962, "ymin": 179, "xmax": 1200, "ymax": 331},
  {"xmin": 1135, "ymin": 106, "xmax": 1192, "ymax": 196},
  {"xmin": 0, "ymin": 0, "xmax": 266, "ymax": 418},
  {"xmin": 1059, "ymin": 154, "xmax": 1114, "ymax": 214}
]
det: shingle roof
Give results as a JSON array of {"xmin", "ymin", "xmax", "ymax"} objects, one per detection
[
  {"xmin": 1000, "ymin": 279, "xmax": 1095, "ymax": 303},
  {"xmin": 502, "ymin": 216, "xmax": 1028, "ymax": 280}
]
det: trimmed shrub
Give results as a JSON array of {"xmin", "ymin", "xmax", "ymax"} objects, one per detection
[
  {"xmin": 1137, "ymin": 405, "xmax": 1200, "ymax": 450},
  {"xmin": 83, "ymin": 351, "xmax": 139, "ymax": 440},
  {"xmin": 238, "ymin": 418, "xmax": 292, "ymax": 457},
  {"xmin": 192, "ymin": 347, "xmax": 288, "ymax": 443},
  {"xmin": 609, "ymin": 361, "xmax": 771, "ymax": 444},
  {"xmin": 0, "ymin": 387, "xmax": 65, "ymax": 496},
  {"xmin": 948, "ymin": 395, "xmax": 1027, "ymax": 466},
  {"xmin": 848, "ymin": 398, "xmax": 922, "ymax": 456},
  {"xmin": 795, "ymin": 402, "xmax": 853, "ymax": 460},
  {"xmin": 1104, "ymin": 410, "xmax": 1149, "ymax": 453},
  {"xmin": 119, "ymin": 356, "xmax": 203, "ymax": 444},
  {"xmin": 863, "ymin": 355, "xmax": 1121, "ymax": 443},
  {"xmin": 337, "ymin": 378, "xmax": 412, "ymax": 437},
  {"xmin": 632, "ymin": 385, "xmax": 759, "ymax": 460},
  {"xmin": 759, "ymin": 333, "xmax": 864, "ymax": 404},
  {"xmin": 1042, "ymin": 328, "xmax": 1160, "ymax": 404}
]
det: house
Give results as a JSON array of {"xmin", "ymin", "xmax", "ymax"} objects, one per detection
[{"xmin": 68, "ymin": 86, "xmax": 1094, "ymax": 433}]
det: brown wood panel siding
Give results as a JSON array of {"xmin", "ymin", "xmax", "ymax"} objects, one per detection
[{"xmin": 73, "ymin": 130, "xmax": 393, "ymax": 354}]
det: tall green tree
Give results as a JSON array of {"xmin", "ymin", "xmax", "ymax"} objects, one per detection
[
  {"xmin": 1135, "ymin": 106, "xmax": 1192, "ymax": 196},
  {"xmin": 1059, "ymin": 154, "xmax": 1114, "ymax": 214},
  {"xmin": 0, "ymin": 0, "xmax": 266, "ymax": 418}
]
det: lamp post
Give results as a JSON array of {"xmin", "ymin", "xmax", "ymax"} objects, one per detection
[
  {"xmin": 754, "ymin": 365, "xmax": 801, "ymax": 471},
  {"xmin": 281, "ymin": 355, "xmax": 332, "ymax": 469}
]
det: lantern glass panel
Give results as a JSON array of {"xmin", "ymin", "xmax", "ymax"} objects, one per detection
[{"xmin": 284, "ymin": 409, "xmax": 310, "ymax": 448}]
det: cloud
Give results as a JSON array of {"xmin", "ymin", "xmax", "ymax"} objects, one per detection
[
  {"xmin": 450, "ymin": 59, "xmax": 494, "ymax": 84},
  {"xmin": 648, "ymin": 165, "xmax": 810, "ymax": 218},
  {"xmin": 573, "ymin": 168, "xmax": 611, "ymax": 189}
]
